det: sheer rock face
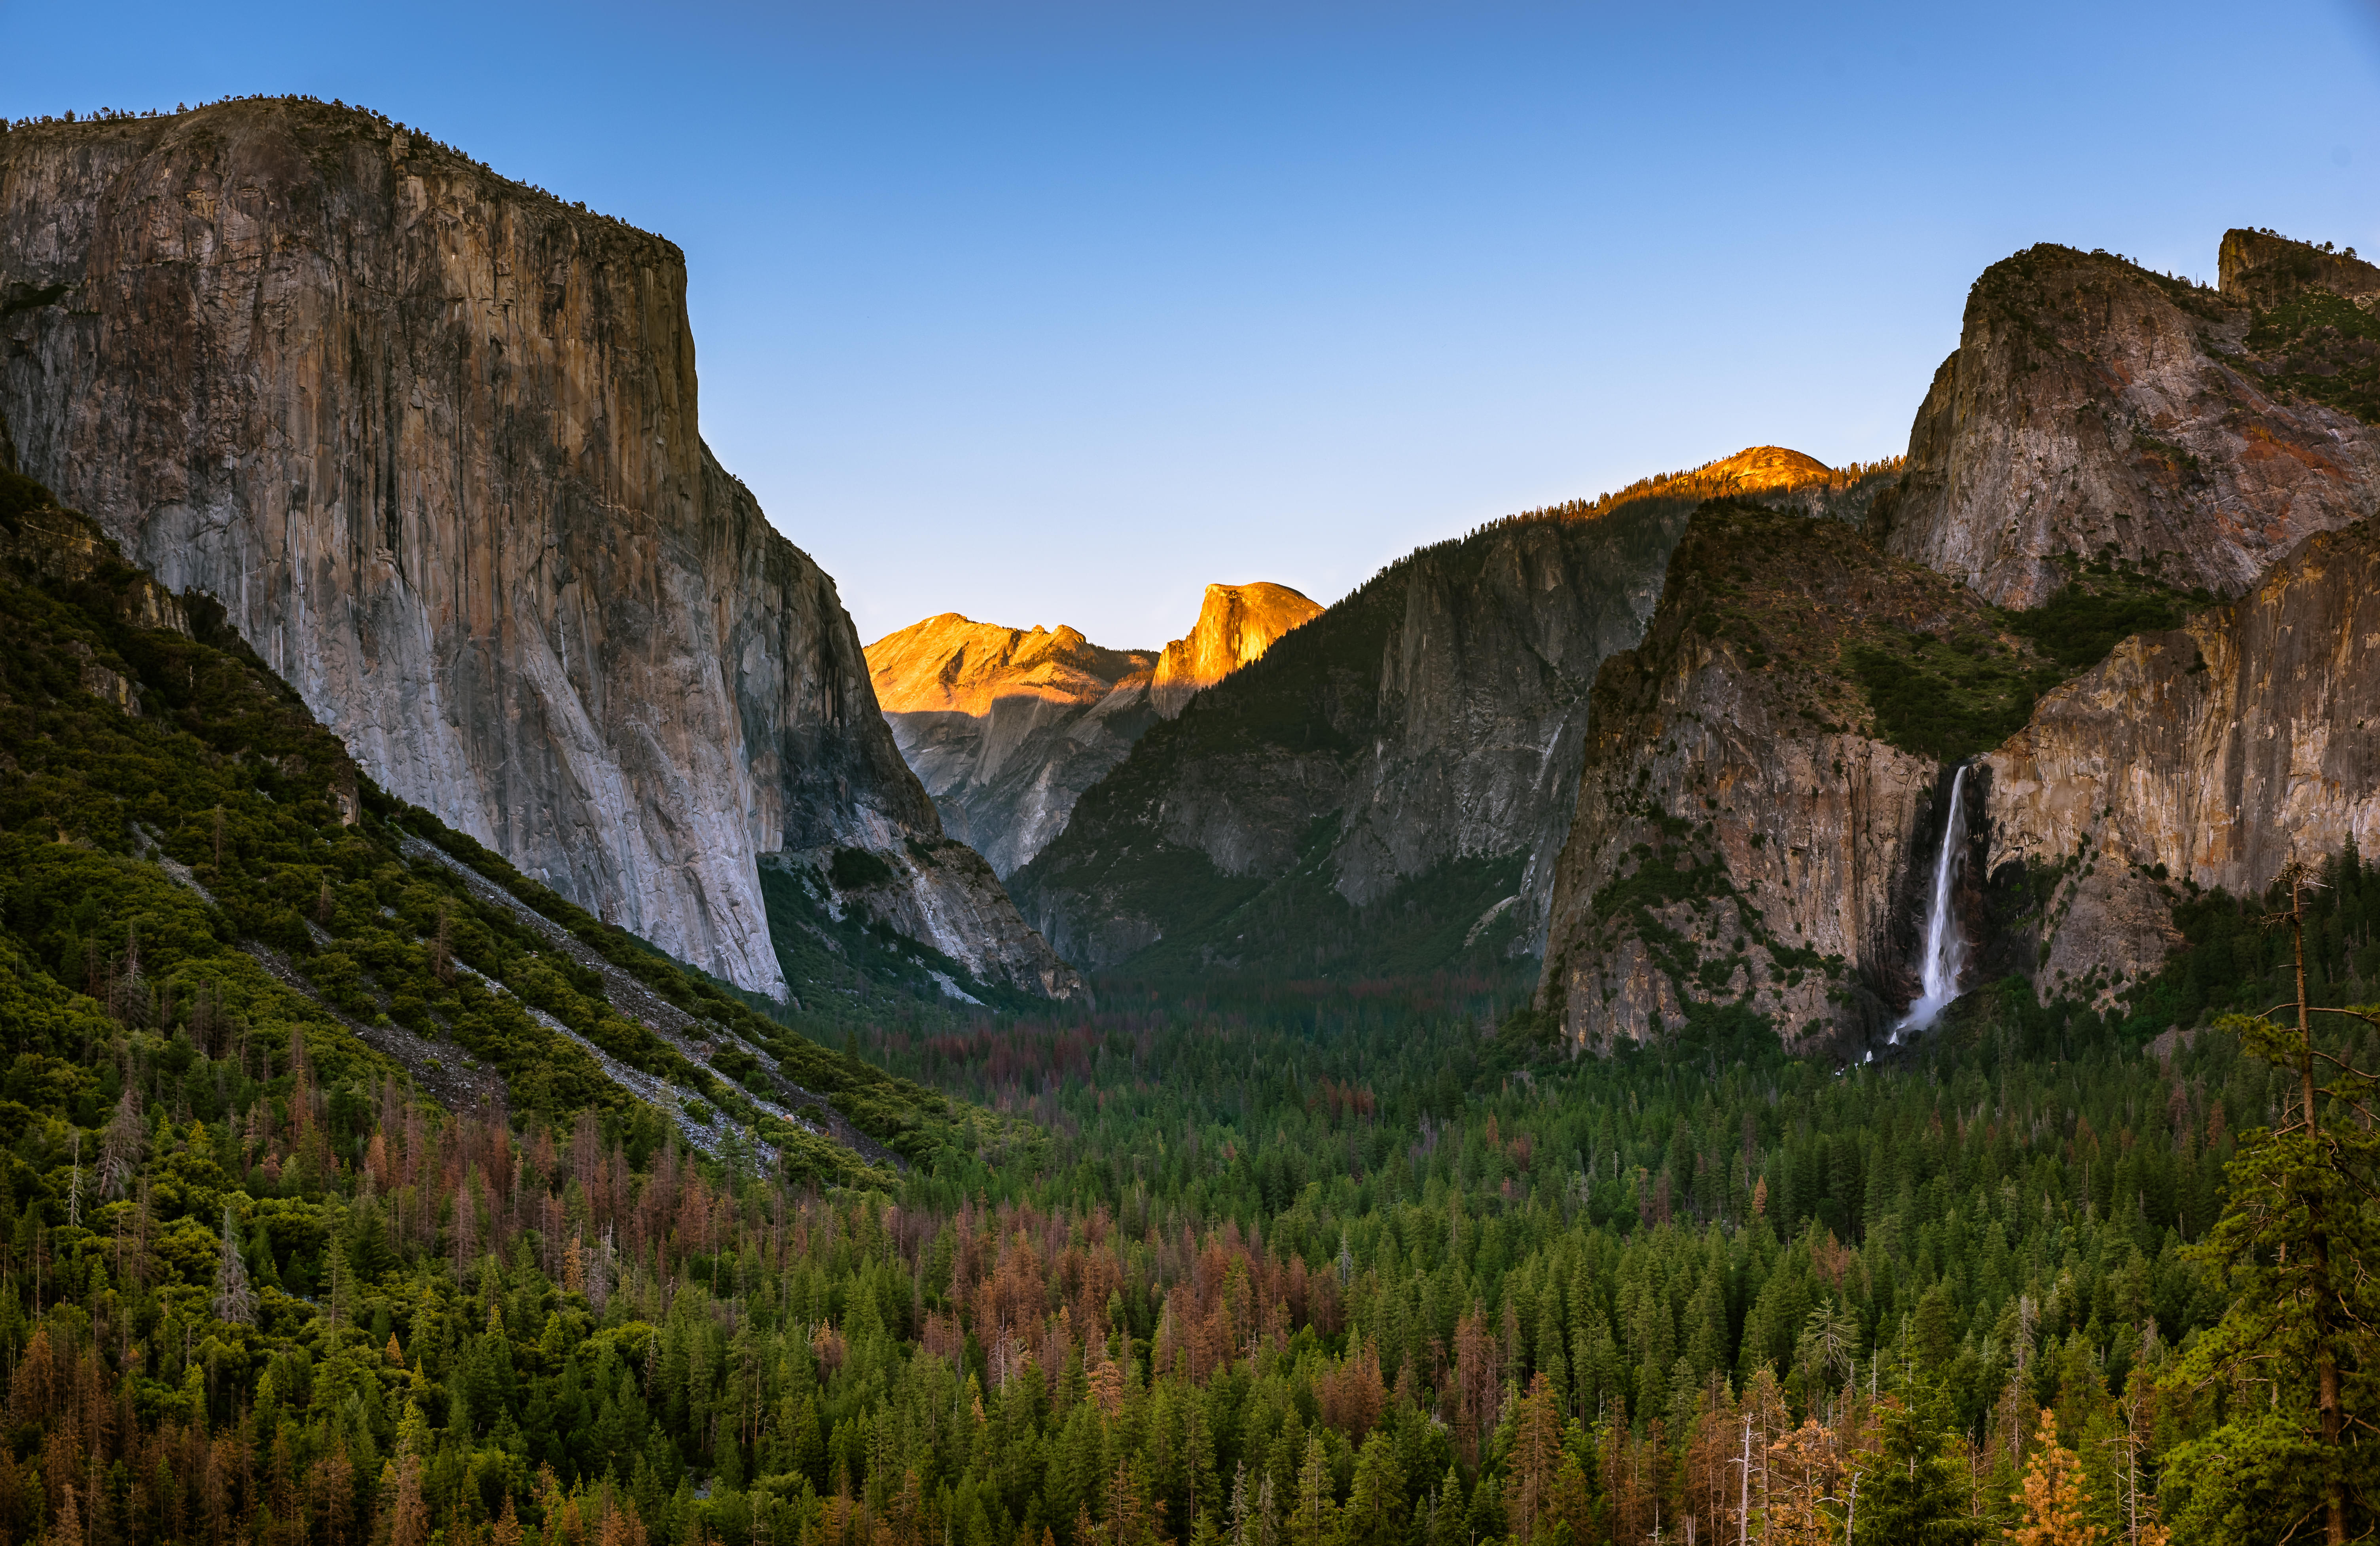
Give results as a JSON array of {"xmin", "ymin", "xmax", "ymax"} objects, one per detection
[
  {"xmin": 0, "ymin": 100, "xmax": 1078, "ymax": 1000},
  {"xmin": 1876, "ymin": 233, "xmax": 2380, "ymax": 1001},
  {"xmin": 1867, "ymin": 242, "xmax": 2380, "ymax": 607},
  {"xmin": 1536, "ymin": 503, "xmax": 1992, "ymax": 1056},
  {"xmin": 1148, "ymin": 583, "xmax": 1321, "ymax": 718},
  {"xmin": 2217, "ymin": 229, "xmax": 2380, "ymax": 311},
  {"xmin": 1983, "ymin": 517, "xmax": 2380, "ymax": 994},
  {"xmin": 866, "ymin": 615, "xmax": 1158, "ymax": 876}
]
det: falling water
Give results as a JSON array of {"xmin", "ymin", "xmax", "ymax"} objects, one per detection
[{"xmin": 1894, "ymin": 763, "xmax": 1971, "ymax": 1039}]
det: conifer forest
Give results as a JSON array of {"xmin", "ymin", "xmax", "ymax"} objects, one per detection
[{"xmin": 4, "ymin": 459, "xmax": 2380, "ymax": 1546}]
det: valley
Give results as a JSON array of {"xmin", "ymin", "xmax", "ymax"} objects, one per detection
[{"xmin": 1, "ymin": 97, "xmax": 2376, "ymax": 1546}]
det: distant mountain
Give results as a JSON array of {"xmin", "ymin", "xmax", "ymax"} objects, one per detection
[
  {"xmin": 1007, "ymin": 450, "xmax": 1879, "ymax": 982},
  {"xmin": 866, "ymin": 583, "xmax": 1317, "ymax": 877},
  {"xmin": 1148, "ymin": 582, "xmax": 1323, "ymax": 718},
  {"xmin": 0, "ymin": 97, "xmax": 1080, "ymax": 1003}
]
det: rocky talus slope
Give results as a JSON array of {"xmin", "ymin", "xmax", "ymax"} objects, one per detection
[
  {"xmin": 0, "ymin": 99, "xmax": 1078, "ymax": 1002},
  {"xmin": 1010, "ymin": 449, "xmax": 1870, "ymax": 979},
  {"xmin": 1540, "ymin": 231, "xmax": 2380, "ymax": 1054},
  {"xmin": 865, "ymin": 585, "xmax": 1317, "ymax": 879},
  {"xmin": 1868, "ymin": 240, "xmax": 2380, "ymax": 606}
]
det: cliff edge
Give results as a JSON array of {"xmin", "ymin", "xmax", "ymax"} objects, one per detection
[{"xmin": 1868, "ymin": 241, "xmax": 2380, "ymax": 606}]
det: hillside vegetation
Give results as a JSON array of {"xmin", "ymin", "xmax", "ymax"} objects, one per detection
[{"xmin": 0, "ymin": 466, "xmax": 985, "ymax": 1188}]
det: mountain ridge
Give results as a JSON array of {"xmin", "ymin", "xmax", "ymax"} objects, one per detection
[
  {"xmin": 1538, "ymin": 228, "xmax": 2380, "ymax": 1055},
  {"xmin": 864, "ymin": 581, "xmax": 1317, "ymax": 878}
]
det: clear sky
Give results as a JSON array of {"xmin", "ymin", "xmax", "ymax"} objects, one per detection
[{"xmin": 11, "ymin": 1, "xmax": 2380, "ymax": 648}]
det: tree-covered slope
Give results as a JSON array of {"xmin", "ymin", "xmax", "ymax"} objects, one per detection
[{"xmin": 0, "ymin": 461, "xmax": 991, "ymax": 1185}]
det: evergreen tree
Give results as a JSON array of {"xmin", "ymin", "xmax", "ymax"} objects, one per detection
[
  {"xmin": 1853, "ymin": 1398, "xmax": 1980, "ymax": 1546},
  {"xmin": 2164, "ymin": 862, "xmax": 2380, "ymax": 1544},
  {"xmin": 1343, "ymin": 1433, "xmax": 1407, "ymax": 1546},
  {"xmin": 1287, "ymin": 1438, "xmax": 1340, "ymax": 1546},
  {"xmin": 2008, "ymin": 1412, "xmax": 2104, "ymax": 1546},
  {"xmin": 1425, "ymin": 1469, "xmax": 1466, "ymax": 1546}
]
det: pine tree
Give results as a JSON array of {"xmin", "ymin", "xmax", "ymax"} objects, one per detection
[
  {"xmin": 1287, "ymin": 1438, "xmax": 1339, "ymax": 1546},
  {"xmin": 1507, "ymin": 1373, "xmax": 1563, "ymax": 1542},
  {"xmin": 213, "ymin": 1203, "xmax": 257, "ymax": 1324},
  {"xmin": 1425, "ymin": 1470, "xmax": 1465, "ymax": 1546},
  {"xmin": 99, "ymin": 1082, "xmax": 144, "ymax": 1198},
  {"xmin": 2007, "ymin": 1412, "xmax": 2104, "ymax": 1546},
  {"xmin": 1343, "ymin": 1432, "xmax": 1406, "ymax": 1546},
  {"xmin": 1853, "ymin": 1398, "xmax": 1980, "ymax": 1545},
  {"xmin": 2162, "ymin": 859, "xmax": 2380, "ymax": 1544}
]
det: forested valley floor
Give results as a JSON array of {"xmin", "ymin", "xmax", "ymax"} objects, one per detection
[{"xmin": 5, "ymin": 467, "xmax": 2380, "ymax": 1545}]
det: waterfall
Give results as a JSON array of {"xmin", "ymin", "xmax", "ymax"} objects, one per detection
[{"xmin": 1893, "ymin": 763, "xmax": 1971, "ymax": 1039}]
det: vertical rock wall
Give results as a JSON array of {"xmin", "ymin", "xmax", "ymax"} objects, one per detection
[
  {"xmin": 1535, "ymin": 501, "xmax": 1997, "ymax": 1055},
  {"xmin": 0, "ymin": 100, "xmax": 1075, "ymax": 999},
  {"xmin": 1983, "ymin": 518, "xmax": 2380, "ymax": 996},
  {"xmin": 1539, "ymin": 235, "xmax": 2380, "ymax": 1053}
]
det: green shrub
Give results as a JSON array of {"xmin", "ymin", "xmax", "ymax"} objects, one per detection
[{"xmin": 828, "ymin": 846, "xmax": 894, "ymax": 891}]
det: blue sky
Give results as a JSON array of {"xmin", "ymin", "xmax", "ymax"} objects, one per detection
[{"xmin": 11, "ymin": 1, "xmax": 2380, "ymax": 647}]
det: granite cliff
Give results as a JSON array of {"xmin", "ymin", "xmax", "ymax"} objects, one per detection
[
  {"xmin": 1982, "ymin": 515, "xmax": 2380, "ymax": 998},
  {"xmin": 865, "ymin": 583, "xmax": 1316, "ymax": 878},
  {"xmin": 1540, "ymin": 231, "xmax": 2380, "ymax": 1054},
  {"xmin": 0, "ymin": 98, "xmax": 1078, "ymax": 1002},
  {"xmin": 1009, "ymin": 449, "xmax": 1869, "ymax": 980},
  {"xmin": 1536, "ymin": 500, "xmax": 2035, "ymax": 1053},
  {"xmin": 1868, "ymin": 240, "xmax": 2380, "ymax": 605}
]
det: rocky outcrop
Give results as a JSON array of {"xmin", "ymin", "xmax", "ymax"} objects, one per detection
[
  {"xmin": 1868, "ymin": 240, "xmax": 2380, "ymax": 606},
  {"xmin": 1541, "ymin": 234, "xmax": 2380, "ymax": 1053},
  {"xmin": 866, "ymin": 616, "xmax": 1158, "ymax": 876},
  {"xmin": 1863, "ymin": 233, "xmax": 2380, "ymax": 1003},
  {"xmin": 2218, "ymin": 229, "xmax": 2380, "ymax": 311},
  {"xmin": 1148, "ymin": 583, "xmax": 1321, "ymax": 718},
  {"xmin": 1982, "ymin": 516, "xmax": 2380, "ymax": 995},
  {"xmin": 0, "ymin": 99, "xmax": 1079, "ymax": 1001},
  {"xmin": 1008, "ymin": 451, "xmax": 1862, "ymax": 977},
  {"xmin": 1535, "ymin": 500, "xmax": 2014, "ymax": 1054}
]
